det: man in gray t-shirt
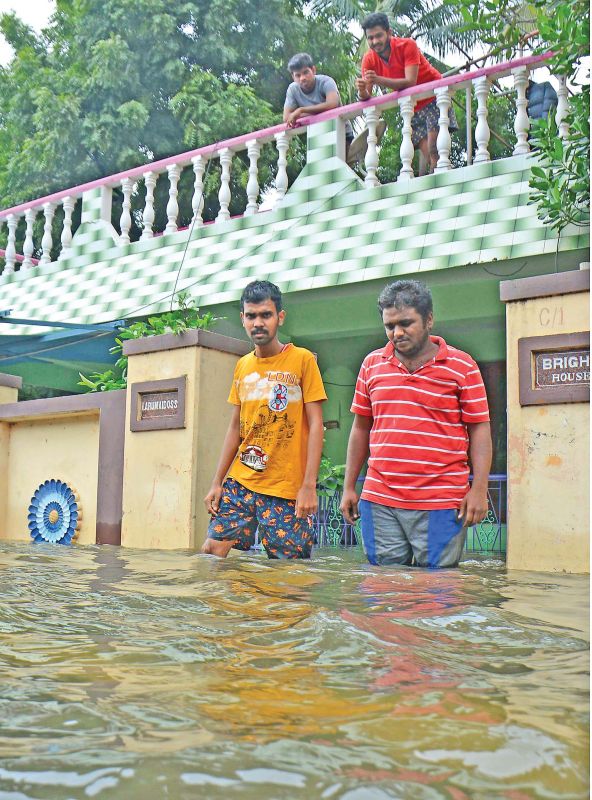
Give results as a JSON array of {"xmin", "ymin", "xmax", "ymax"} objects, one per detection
[{"xmin": 283, "ymin": 53, "xmax": 353, "ymax": 140}]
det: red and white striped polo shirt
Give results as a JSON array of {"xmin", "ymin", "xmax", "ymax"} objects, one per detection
[{"xmin": 351, "ymin": 336, "xmax": 490, "ymax": 509}]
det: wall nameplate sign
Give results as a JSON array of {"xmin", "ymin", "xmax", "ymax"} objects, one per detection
[
  {"xmin": 130, "ymin": 376, "xmax": 186, "ymax": 431},
  {"xmin": 518, "ymin": 332, "xmax": 590, "ymax": 406}
]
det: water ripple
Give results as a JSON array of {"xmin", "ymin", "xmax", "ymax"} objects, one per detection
[{"xmin": 0, "ymin": 542, "xmax": 588, "ymax": 799}]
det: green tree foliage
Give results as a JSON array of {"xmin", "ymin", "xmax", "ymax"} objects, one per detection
[
  {"xmin": 454, "ymin": 0, "xmax": 589, "ymax": 233},
  {"xmin": 0, "ymin": 0, "xmax": 355, "ymax": 208}
]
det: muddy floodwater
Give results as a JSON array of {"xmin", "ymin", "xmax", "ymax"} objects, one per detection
[{"xmin": 0, "ymin": 542, "xmax": 588, "ymax": 799}]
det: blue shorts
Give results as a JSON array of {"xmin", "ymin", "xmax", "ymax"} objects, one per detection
[
  {"xmin": 207, "ymin": 478, "xmax": 313, "ymax": 559},
  {"xmin": 359, "ymin": 500, "xmax": 466, "ymax": 568}
]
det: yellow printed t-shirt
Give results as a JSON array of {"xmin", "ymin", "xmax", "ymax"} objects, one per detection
[{"xmin": 227, "ymin": 344, "xmax": 327, "ymax": 499}]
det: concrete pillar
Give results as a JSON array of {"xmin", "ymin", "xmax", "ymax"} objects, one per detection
[
  {"xmin": 120, "ymin": 330, "xmax": 250, "ymax": 549},
  {"xmin": 501, "ymin": 270, "xmax": 590, "ymax": 573},
  {"xmin": 307, "ymin": 118, "xmax": 347, "ymax": 164},
  {"xmin": 0, "ymin": 372, "xmax": 21, "ymax": 405}
]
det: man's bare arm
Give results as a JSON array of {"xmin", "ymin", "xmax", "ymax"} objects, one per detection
[
  {"xmin": 285, "ymin": 92, "xmax": 341, "ymax": 127},
  {"xmin": 356, "ymin": 65, "xmax": 419, "ymax": 98},
  {"xmin": 295, "ymin": 401, "xmax": 325, "ymax": 518},
  {"xmin": 459, "ymin": 421, "xmax": 492, "ymax": 526},
  {"xmin": 340, "ymin": 414, "xmax": 372, "ymax": 523}
]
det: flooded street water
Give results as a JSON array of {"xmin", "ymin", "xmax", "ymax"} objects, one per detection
[{"xmin": 0, "ymin": 542, "xmax": 588, "ymax": 799}]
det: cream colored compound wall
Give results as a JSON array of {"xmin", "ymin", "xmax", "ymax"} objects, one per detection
[
  {"xmin": 0, "ymin": 333, "xmax": 248, "ymax": 549},
  {"xmin": 504, "ymin": 274, "xmax": 589, "ymax": 573},
  {"xmin": 2, "ymin": 414, "xmax": 100, "ymax": 545}
]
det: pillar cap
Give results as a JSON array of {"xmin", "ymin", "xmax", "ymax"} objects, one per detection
[
  {"xmin": 0, "ymin": 372, "xmax": 22, "ymax": 389},
  {"xmin": 500, "ymin": 269, "xmax": 589, "ymax": 302},
  {"xmin": 122, "ymin": 329, "xmax": 251, "ymax": 357}
]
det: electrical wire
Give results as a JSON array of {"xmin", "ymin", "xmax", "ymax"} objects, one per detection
[{"xmin": 482, "ymin": 260, "xmax": 529, "ymax": 278}]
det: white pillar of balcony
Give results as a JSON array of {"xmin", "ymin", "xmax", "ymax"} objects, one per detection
[
  {"xmin": 434, "ymin": 87, "xmax": 452, "ymax": 172},
  {"xmin": 141, "ymin": 171, "xmax": 157, "ymax": 240},
  {"xmin": 216, "ymin": 148, "xmax": 232, "ymax": 223},
  {"xmin": 274, "ymin": 132, "xmax": 289, "ymax": 205},
  {"xmin": 59, "ymin": 196, "xmax": 75, "ymax": 260},
  {"xmin": 398, "ymin": 96, "xmax": 415, "ymax": 181},
  {"xmin": 4, "ymin": 215, "xmax": 17, "ymax": 274},
  {"xmin": 556, "ymin": 75, "xmax": 569, "ymax": 139},
  {"xmin": 165, "ymin": 164, "xmax": 181, "ymax": 234},
  {"xmin": 39, "ymin": 202, "xmax": 56, "ymax": 265},
  {"xmin": 22, "ymin": 208, "xmax": 36, "ymax": 270},
  {"xmin": 513, "ymin": 67, "xmax": 530, "ymax": 155},
  {"xmin": 245, "ymin": 140, "xmax": 260, "ymax": 216},
  {"xmin": 473, "ymin": 76, "xmax": 491, "ymax": 163},
  {"xmin": 119, "ymin": 178, "xmax": 133, "ymax": 245},
  {"xmin": 465, "ymin": 86, "xmax": 473, "ymax": 165},
  {"xmin": 191, "ymin": 155, "xmax": 206, "ymax": 226},
  {"xmin": 245, "ymin": 139, "xmax": 261, "ymax": 217},
  {"xmin": 364, "ymin": 105, "xmax": 380, "ymax": 188}
]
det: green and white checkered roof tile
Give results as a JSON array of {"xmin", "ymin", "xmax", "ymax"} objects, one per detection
[{"xmin": 0, "ymin": 144, "xmax": 589, "ymax": 335}]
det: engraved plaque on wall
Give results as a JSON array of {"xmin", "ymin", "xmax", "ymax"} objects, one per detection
[
  {"xmin": 518, "ymin": 333, "xmax": 590, "ymax": 406},
  {"xmin": 130, "ymin": 376, "xmax": 186, "ymax": 431},
  {"xmin": 534, "ymin": 350, "xmax": 590, "ymax": 389}
]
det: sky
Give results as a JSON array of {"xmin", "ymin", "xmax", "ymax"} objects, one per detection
[{"xmin": 0, "ymin": 0, "xmax": 54, "ymax": 65}]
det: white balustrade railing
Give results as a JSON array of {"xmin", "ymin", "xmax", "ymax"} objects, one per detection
[
  {"xmin": 512, "ymin": 67, "xmax": 531, "ymax": 156},
  {"xmin": 434, "ymin": 87, "xmax": 453, "ymax": 173},
  {"xmin": 473, "ymin": 76, "xmax": 491, "ymax": 163},
  {"xmin": 398, "ymin": 96, "xmax": 416, "ymax": 181},
  {"xmin": 0, "ymin": 53, "xmax": 559, "ymax": 274},
  {"xmin": 59, "ymin": 196, "xmax": 75, "ymax": 260},
  {"xmin": 363, "ymin": 106, "xmax": 381, "ymax": 188}
]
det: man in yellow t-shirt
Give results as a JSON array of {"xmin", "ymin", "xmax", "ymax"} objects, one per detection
[{"xmin": 202, "ymin": 280, "xmax": 327, "ymax": 559}]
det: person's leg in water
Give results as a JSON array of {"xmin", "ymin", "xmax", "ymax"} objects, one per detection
[
  {"xmin": 201, "ymin": 478, "xmax": 257, "ymax": 557},
  {"xmin": 403, "ymin": 508, "xmax": 467, "ymax": 568},
  {"xmin": 358, "ymin": 499, "xmax": 414, "ymax": 566},
  {"xmin": 256, "ymin": 492, "xmax": 314, "ymax": 559}
]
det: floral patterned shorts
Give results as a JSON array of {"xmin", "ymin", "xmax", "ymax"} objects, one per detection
[{"xmin": 207, "ymin": 478, "xmax": 313, "ymax": 559}]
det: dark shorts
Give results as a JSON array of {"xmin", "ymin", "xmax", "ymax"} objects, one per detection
[
  {"xmin": 359, "ymin": 500, "xmax": 466, "ymax": 568},
  {"xmin": 412, "ymin": 98, "xmax": 458, "ymax": 147},
  {"xmin": 207, "ymin": 478, "xmax": 313, "ymax": 559}
]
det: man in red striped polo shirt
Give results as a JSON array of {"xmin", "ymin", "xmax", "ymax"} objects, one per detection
[{"xmin": 341, "ymin": 280, "xmax": 492, "ymax": 568}]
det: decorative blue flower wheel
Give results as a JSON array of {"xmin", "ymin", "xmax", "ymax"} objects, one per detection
[{"xmin": 28, "ymin": 479, "xmax": 80, "ymax": 544}]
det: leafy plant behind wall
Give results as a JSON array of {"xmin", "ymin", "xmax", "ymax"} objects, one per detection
[
  {"xmin": 317, "ymin": 455, "xmax": 347, "ymax": 497},
  {"xmin": 78, "ymin": 292, "xmax": 220, "ymax": 392}
]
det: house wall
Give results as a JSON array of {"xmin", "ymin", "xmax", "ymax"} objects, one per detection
[
  {"xmin": 0, "ymin": 333, "xmax": 249, "ymax": 550},
  {"xmin": 502, "ymin": 270, "xmax": 590, "ymax": 573},
  {"xmin": 3, "ymin": 414, "xmax": 100, "ymax": 544}
]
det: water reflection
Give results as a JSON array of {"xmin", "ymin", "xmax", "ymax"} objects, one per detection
[{"xmin": 0, "ymin": 543, "xmax": 588, "ymax": 799}]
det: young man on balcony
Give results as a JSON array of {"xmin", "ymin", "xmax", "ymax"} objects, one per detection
[
  {"xmin": 355, "ymin": 12, "xmax": 457, "ymax": 174},
  {"xmin": 284, "ymin": 52, "xmax": 354, "ymax": 148},
  {"xmin": 340, "ymin": 280, "xmax": 492, "ymax": 568},
  {"xmin": 202, "ymin": 280, "xmax": 327, "ymax": 559}
]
